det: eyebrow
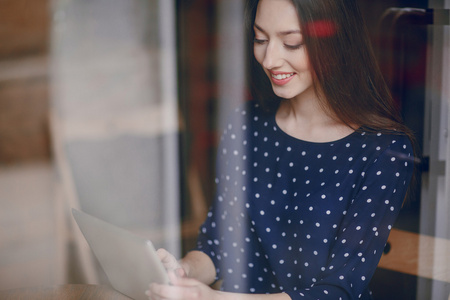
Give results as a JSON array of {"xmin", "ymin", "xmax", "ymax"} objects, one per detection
[{"xmin": 254, "ymin": 23, "xmax": 301, "ymax": 36}]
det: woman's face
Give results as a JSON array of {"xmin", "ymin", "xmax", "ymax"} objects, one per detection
[{"xmin": 253, "ymin": 0, "xmax": 315, "ymax": 101}]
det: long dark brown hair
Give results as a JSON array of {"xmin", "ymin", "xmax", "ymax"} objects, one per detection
[{"xmin": 245, "ymin": 0, "xmax": 413, "ymax": 138}]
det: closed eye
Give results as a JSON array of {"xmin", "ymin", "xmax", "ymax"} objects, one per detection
[
  {"xmin": 284, "ymin": 43, "xmax": 303, "ymax": 50},
  {"xmin": 253, "ymin": 38, "xmax": 268, "ymax": 45}
]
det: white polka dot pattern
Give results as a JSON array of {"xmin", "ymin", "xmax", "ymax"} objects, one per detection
[{"xmin": 195, "ymin": 102, "xmax": 414, "ymax": 299}]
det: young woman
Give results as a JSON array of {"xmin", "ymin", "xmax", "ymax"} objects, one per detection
[{"xmin": 147, "ymin": 0, "xmax": 415, "ymax": 299}]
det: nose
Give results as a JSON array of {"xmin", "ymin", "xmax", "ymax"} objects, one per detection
[{"xmin": 262, "ymin": 42, "xmax": 282, "ymax": 70}]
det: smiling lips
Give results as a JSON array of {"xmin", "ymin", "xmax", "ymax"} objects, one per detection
[{"xmin": 270, "ymin": 72, "xmax": 296, "ymax": 86}]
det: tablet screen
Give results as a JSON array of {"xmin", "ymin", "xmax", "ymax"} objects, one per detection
[{"xmin": 72, "ymin": 208, "xmax": 170, "ymax": 300}]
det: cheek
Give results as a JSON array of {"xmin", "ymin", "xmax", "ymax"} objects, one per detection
[{"xmin": 291, "ymin": 51, "xmax": 310, "ymax": 71}]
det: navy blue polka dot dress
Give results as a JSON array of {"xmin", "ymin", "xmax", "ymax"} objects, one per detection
[{"xmin": 195, "ymin": 101, "xmax": 414, "ymax": 300}]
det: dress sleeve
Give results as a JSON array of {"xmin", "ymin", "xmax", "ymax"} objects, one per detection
[
  {"xmin": 193, "ymin": 104, "xmax": 250, "ymax": 282},
  {"xmin": 285, "ymin": 137, "xmax": 414, "ymax": 300}
]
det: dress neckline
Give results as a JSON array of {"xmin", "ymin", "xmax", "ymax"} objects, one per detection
[{"xmin": 271, "ymin": 113, "xmax": 361, "ymax": 145}]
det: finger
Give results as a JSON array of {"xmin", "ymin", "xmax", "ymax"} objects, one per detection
[
  {"xmin": 168, "ymin": 271, "xmax": 188, "ymax": 286},
  {"xmin": 145, "ymin": 289, "xmax": 159, "ymax": 300},
  {"xmin": 145, "ymin": 290, "xmax": 162, "ymax": 300},
  {"xmin": 156, "ymin": 248, "xmax": 171, "ymax": 263},
  {"xmin": 148, "ymin": 282, "xmax": 198, "ymax": 300},
  {"xmin": 174, "ymin": 267, "xmax": 186, "ymax": 278},
  {"xmin": 168, "ymin": 271, "xmax": 178, "ymax": 285},
  {"xmin": 156, "ymin": 249, "xmax": 181, "ymax": 271},
  {"xmin": 169, "ymin": 273, "xmax": 201, "ymax": 287}
]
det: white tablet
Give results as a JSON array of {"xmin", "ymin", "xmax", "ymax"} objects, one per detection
[{"xmin": 72, "ymin": 208, "xmax": 170, "ymax": 300}]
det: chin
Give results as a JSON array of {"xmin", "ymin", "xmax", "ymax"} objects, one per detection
[{"xmin": 271, "ymin": 86, "xmax": 299, "ymax": 100}]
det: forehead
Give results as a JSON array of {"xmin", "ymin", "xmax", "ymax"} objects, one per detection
[{"xmin": 254, "ymin": 0, "xmax": 300, "ymax": 30}]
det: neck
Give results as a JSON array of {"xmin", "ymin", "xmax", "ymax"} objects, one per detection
[
  {"xmin": 279, "ymin": 91, "xmax": 333, "ymax": 128},
  {"xmin": 275, "ymin": 94, "xmax": 355, "ymax": 143}
]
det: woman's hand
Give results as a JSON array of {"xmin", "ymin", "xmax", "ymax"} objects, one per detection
[
  {"xmin": 146, "ymin": 272, "xmax": 221, "ymax": 300},
  {"xmin": 155, "ymin": 248, "xmax": 187, "ymax": 278},
  {"xmin": 146, "ymin": 249, "xmax": 221, "ymax": 299}
]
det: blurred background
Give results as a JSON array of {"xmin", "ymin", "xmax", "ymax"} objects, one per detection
[{"xmin": 0, "ymin": 0, "xmax": 448, "ymax": 299}]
